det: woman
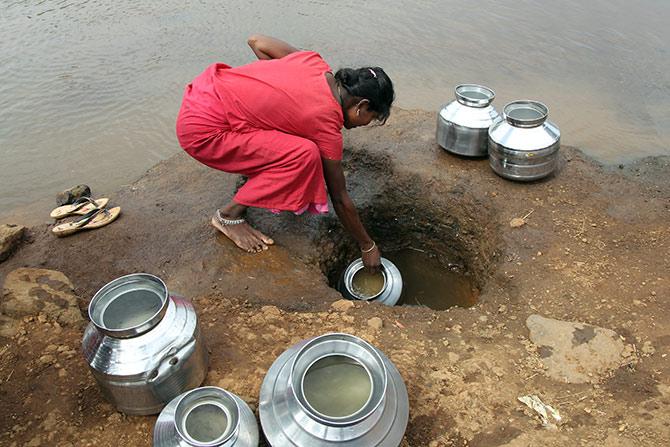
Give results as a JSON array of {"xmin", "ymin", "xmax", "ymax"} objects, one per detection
[{"xmin": 176, "ymin": 34, "xmax": 394, "ymax": 272}]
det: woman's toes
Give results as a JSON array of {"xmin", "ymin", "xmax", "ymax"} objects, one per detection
[{"xmin": 250, "ymin": 227, "xmax": 274, "ymax": 245}]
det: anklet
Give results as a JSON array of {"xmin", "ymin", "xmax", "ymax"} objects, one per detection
[{"xmin": 216, "ymin": 210, "xmax": 246, "ymax": 226}]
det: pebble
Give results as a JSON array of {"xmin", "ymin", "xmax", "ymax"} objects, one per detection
[
  {"xmin": 39, "ymin": 355, "xmax": 55, "ymax": 365},
  {"xmin": 367, "ymin": 317, "xmax": 383, "ymax": 330},
  {"xmin": 330, "ymin": 300, "xmax": 354, "ymax": 312}
]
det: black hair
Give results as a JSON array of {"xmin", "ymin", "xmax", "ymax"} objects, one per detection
[{"xmin": 334, "ymin": 66, "xmax": 395, "ymax": 124}]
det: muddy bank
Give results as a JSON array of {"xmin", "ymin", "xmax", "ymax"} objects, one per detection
[{"xmin": 1, "ymin": 109, "xmax": 669, "ymax": 446}]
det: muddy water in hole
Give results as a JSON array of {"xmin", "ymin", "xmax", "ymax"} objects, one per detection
[
  {"xmin": 386, "ymin": 249, "xmax": 478, "ymax": 310},
  {"xmin": 2, "ymin": 1, "xmax": 669, "ymax": 222},
  {"xmin": 302, "ymin": 355, "xmax": 372, "ymax": 418}
]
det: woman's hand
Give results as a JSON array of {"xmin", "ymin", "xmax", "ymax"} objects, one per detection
[{"xmin": 361, "ymin": 242, "xmax": 382, "ymax": 273}]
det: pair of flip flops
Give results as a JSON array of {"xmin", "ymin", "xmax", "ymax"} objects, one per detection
[{"xmin": 50, "ymin": 197, "xmax": 121, "ymax": 237}]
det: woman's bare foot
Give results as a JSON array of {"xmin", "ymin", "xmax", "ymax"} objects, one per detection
[{"xmin": 211, "ymin": 212, "xmax": 274, "ymax": 253}]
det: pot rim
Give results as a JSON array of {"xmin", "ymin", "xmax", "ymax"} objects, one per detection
[
  {"xmin": 174, "ymin": 386, "xmax": 240, "ymax": 446},
  {"xmin": 455, "ymin": 84, "xmax": 495, "ymax": 108},
  {"xmin": 289, "ymin": 333, "xmax": 388, "ymax": 427},
  {"xmin": 88, "ymin": 273, "xmax": 169, "ymax": 338},
  {"xmin": 503, "ymin": 100, "xmax": 548, "ymax": 128}
]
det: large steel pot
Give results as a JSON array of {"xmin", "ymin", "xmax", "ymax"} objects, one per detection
[
  {"xmin": 436, "ymin": 84, "xmax": 501, "ymax": 157},
  {"xmin": 259, "ymin": 333, "xmax": 409, "ymax": 446},
  {"xmin": 154, "ymin": 386, "xmax": 259, "ymax": 447},
  {"xmin": 488, "ymin": 100, "xmax": 561, "ymax": 181},
  {"xmin": 337, "ymin": 257, "xmax": 402, "ymax": 306},
  {"xmin": 82, "ymin": 273, "xmax": 208, "ymax": 415}
]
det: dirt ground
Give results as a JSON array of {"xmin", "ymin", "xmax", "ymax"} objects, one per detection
[{"xmin": 1, "ymin": 109, "xmax": 669, "ymax": 446}]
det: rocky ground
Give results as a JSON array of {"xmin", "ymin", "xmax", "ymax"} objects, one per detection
[{"xmin": 1, "ymin": 109, "xmax": 669, "ymax": 446}]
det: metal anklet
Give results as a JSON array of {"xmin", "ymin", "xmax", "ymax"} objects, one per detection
[{"xmin": 216, "ymin": 210, "xmax": 246, "ymax": 226}]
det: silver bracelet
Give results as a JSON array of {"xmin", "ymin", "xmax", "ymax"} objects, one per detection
[{"xmin": 361, "ymin": 241, "xmax": 376, "ymax": 253}]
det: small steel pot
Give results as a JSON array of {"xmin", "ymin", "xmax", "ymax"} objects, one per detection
[
  {"xmin": 82, "ymin": 273, "xmax": 208, "ymax": 415},
  {"xmin": 488, "ymin": 100, "xmax": 561, "ymax": 181},
  {"xmin": 153, "ymin": 387, "xmax": 259, "ymax": 447},
  {"xmin": 436, "ymin": 84, "xmax": 501, "ymax": 157},
  {"xmin": 259, "ymin": 333, "xmax": 409, "ymax": 446},
  {"xmin": 338, "ymin": 258, "xmax": 402, "ymax": 306}
]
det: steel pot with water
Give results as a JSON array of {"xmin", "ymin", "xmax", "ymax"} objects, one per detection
[
  {"xmin": 259, "ymin": 333, "xmax": 409, "ymax": 446},
  {"xmin": 488, "ymin": 100, "xmax": 561, "ymax": 181},
  {"xmin": 82, "ymin": 273, "xmax": 208, "ymax": 415},
  {"xmin": 338, "ymin": 257, "xmax": 402, "ymax": 306},
  {"xmin": 436, "ymin": 84, "xmax": 501, "ymax": 157},
  {"xmin": 153, "ymin": 386, "xmax": 259, "ymax": 447}
]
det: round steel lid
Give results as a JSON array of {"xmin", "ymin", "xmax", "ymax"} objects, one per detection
[
  {"xmin": 504, "ymin": 100, "xmax": 548, "ymax": 128},
  {"xmin": 455, "ymin": 84, "xmax": 495, "ymax": 108}
]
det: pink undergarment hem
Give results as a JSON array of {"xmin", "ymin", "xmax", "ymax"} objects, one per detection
[{"xmin": 270, "ymin": 203, "xmax": 329, "ymax": 215}]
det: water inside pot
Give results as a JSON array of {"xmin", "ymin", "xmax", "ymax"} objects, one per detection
[
  {"xmin": 461, "ymin": 90, "xmax": 489, "ymax": 100},
  {"xmin": 102, "ymin": 289, "xmax": 164, "ymax": 330},
  {"xmin": 507, "ymin": 106, "xmax": 544, "ymax": 121},
  {"xmin": 351, "ymin": 269, "xmax": 385, "ymax": 298},
  {"xmin": 303, "ymin": 355, "xmax": 372, "ymax": 418},
  {"xmin": 184, "ymin": 403, "xmax": 229, "ymax": 444}
]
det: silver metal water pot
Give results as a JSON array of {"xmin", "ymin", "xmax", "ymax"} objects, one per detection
[
  {"xmin": 153, "ymin": 386, "xmax": 259, "ymax": 447},
  {"xmin": 338, "ymin": 257, "xmax": 402, "ymax": 306},
  {"xmin": 488, "ymin": 100, "xmax": 561, "ymax": 181},
  {"xmin": 259, "ymin": 333, "xmax": 409, "ymax": 446},
  {"xmin": 436, "ymin": 84, "xmax": 501, "ymax": 157},
  {"xmin": 82, "ymin": 273, "xmax": 208, "ymax": 415}
]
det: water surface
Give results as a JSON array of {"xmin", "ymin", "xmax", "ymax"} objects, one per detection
[{"xmin": 2, "ymin": 0, "xmax": 668, "ymax": 220}]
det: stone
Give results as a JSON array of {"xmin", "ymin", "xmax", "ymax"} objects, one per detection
[
  {"xmin": 56, "ymin": 184, "xmax": 91, "ymax": 206},
  {"xmin": 0, "ymin": 314, "xmax": 20, "ymax": 338},
  {"xmin": 367, "ymin": 317, "xmax": 383, "ymax": 330},
  {"xmin": 1, "ymin": 268, "xmax": 83, "ymax": 326},
  {"xmin": 39, "ymin": 354, "xmax": 55, "ymax": 365},
  {"xmin": 641, "ymin": 341, "xmax": 655, "ymax": 356},
  {"xmin": 526, "ymin": 314, "xmax": 625, "ymax": 383},
  {"xmin": 0, "ymin": 224, "xmax": 26, "ymax": 263},
  {"xmin": 330, "ymin": 299, "xmax": 354, "ymax": 312}
]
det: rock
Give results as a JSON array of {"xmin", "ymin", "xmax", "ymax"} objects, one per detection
[
  {"xmin": 641, "ymin": 341, "xmax": 655, "ymax": 356},
  {"xmin": 330, "ymin": 299, "xmax": 354, "ymax": 312},
  {"xmin": 0, "ymin": 314, "xmax": 20, "ymax": 338},
  {"xmin": 56, "ymin": 184, "xmax": 91, "ymax": 206},
  {"xmin": 367, "ymin": 317, "xmax": 383, "ymax": 330},
  {"xmin": 509, "ymin": 218, "xmax": 526, "ymax": 228},
  {"xmin": 39, "ymin": 354, "xmax": 56, "ymax": 365},
  {"xmin": 526, "ymin": 314, "xmax": 625, "ymax": 383},
  {"xmin": 1, "ymin": 268, "xmax": 83, "ymax": 326},
  {"xmin": 0, "ymin": 224, "xmax": 26, "ymax": 263}
]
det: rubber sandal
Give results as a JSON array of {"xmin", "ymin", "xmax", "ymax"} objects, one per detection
[
  {"xmin": 52, "ymin": 206, "xmax": 121, "ymax": 237},
  {"xmin": 50, "ymin": 197, "xmax": 109, "ymax": 219}
]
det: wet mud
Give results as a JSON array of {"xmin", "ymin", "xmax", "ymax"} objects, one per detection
[{"xmin": 1, "ymin": 109, "xmax": 669, "ymax": 446}]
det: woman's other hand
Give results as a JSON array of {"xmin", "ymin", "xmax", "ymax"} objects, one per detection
[{"xmin": 361, "ymin": 242, "xmax": 381, "ymax": 273}]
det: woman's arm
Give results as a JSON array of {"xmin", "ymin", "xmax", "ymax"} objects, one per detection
[
  {"xmin": 322, "ymin": 158, "xmax": 381, "ymax": 272},
  {"xmin": 247, "ymin": 34, "xmax": 299, "ymax": 60}
]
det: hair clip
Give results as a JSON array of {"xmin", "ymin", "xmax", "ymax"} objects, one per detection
[{"xmin": 368, "ymin": 68, "xmax": 377, "ymax": 78}]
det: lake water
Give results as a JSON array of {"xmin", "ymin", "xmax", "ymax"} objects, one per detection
[{"xmin": 2, "ymin": 0, "xmax": 669, "ymax": 221}]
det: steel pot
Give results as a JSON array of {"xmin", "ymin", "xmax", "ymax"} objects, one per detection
[
  {"xmin": 82, "ymin": 273, "xmax": 208, "ymax": 415},
  {"xmin": 436, "ymin": 84, "xmax": 501, "ymax": 157},
  {"xmin": 338, "ymin": 258, "xmax": 402, "ymax": 306},
  {"xmin": 488, "ymin": 100, "xmax": 561, "ymax": 181},
  {"xmin": 259, "ymin": 333, "xmax": 409, "ymax": 446},
  {"xmin": 154, "ymin": 386, "xmax": 259, "ymax": 447}
]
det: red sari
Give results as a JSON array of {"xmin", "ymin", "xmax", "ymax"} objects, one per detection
[{"xmin": 176, "ymin": 51, "xmax": 344, "ymax": 214}]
